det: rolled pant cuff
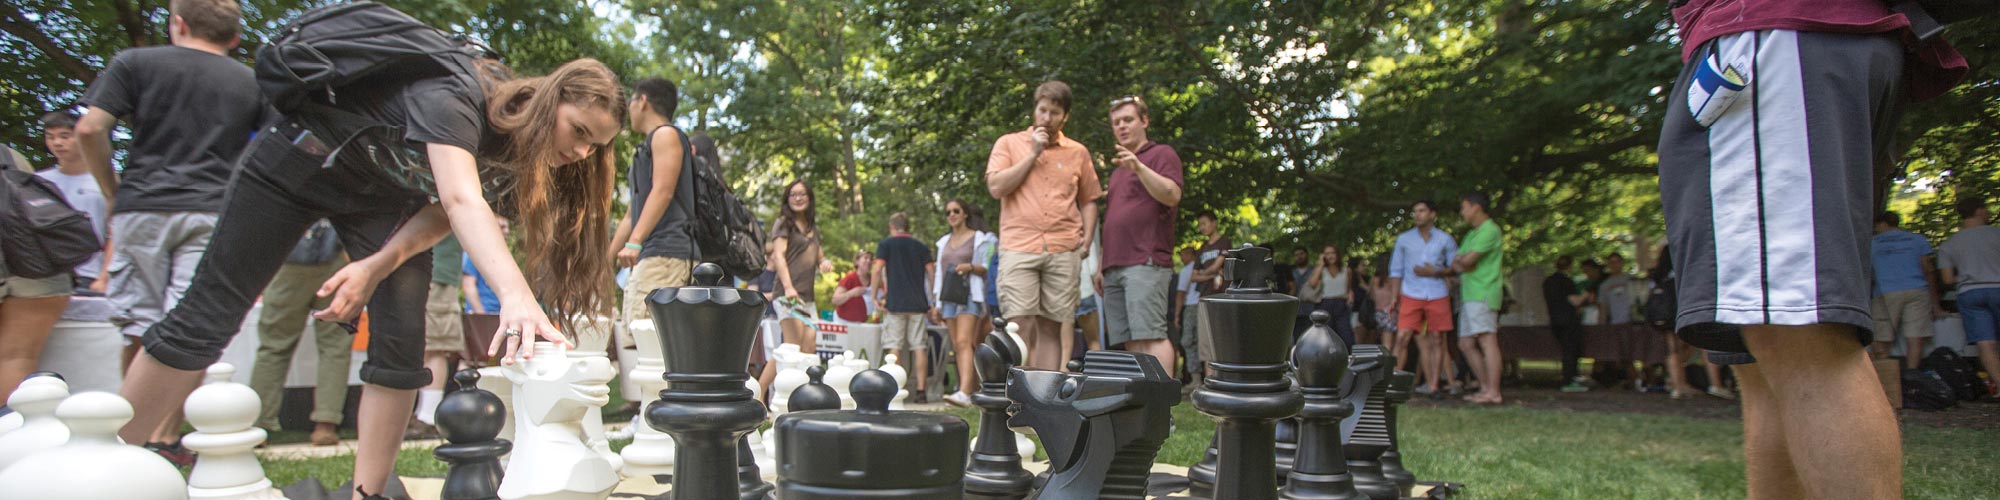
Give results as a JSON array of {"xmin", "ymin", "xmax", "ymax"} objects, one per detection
[
  {"xmin": 141, "ymin": 331, "xmax": 226, "ymax": 371},
  {"xmin": 360, "ymin": 364, "xmax": 432, "ymax": 390}
]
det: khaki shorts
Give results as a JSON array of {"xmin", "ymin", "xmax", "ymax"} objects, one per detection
[
  {"xmin": 1870, "ymin": 288, "xmax": 1934, "ymax": 342},
  {"xmin": 424, "ymin": 282, "xmax": 465, "ymax": 352},
  {"xmin": 0, "ymin": 274, "xmax": 72, "ymax": 302},
  {"xmin": 998, "ymin": 249, "xmax": 1082, "ymax": 322},
  {"xmin": 1459, "ymin": 300, "xmax": 1498, "ymax": 337},
  {"xmin": 619, "ymin": 256, "xmax": 694, "ymax": 349},
  {"xmin": 882, "ymin": 312, "xmax": 928, "ymax": 351}
]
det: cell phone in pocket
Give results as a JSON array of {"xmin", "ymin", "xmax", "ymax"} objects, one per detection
[{"xmin": 291, "ymin": 129, "xmax": 331, "ymax": 156}]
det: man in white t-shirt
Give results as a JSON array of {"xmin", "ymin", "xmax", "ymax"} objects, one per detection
[{"xmin": 38, "ymin": 112, "xmax": 113, "ymax": 292}]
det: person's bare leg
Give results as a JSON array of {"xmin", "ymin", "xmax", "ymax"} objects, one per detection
[
  {"xmin": 1899, "ymin": 337, "xmax": 1923, "ymax": 369},
  {"xmin": 1456, "ymin": 335, "xmax": 1487, "ymax": 399},
  {"xmin": 116, "ymin": 352, "xmax": 205, "ymax": 444},
  {"xmin": 0, "ymin": 296, "xmax": 68, "ymax": 400},
  {"xmin": 1057, "ymin": 318, "xmax": 1076, "ymax": 371},
  {"xmin": 1976, "ymin": 341, "xmax": 2000, "ymax": 392},
  {"xmin": 1868, "ymin": 342, "xmax": 1890, "ymax": 362},
  {"xmin": 757, "ymin": 360, "xmax": 776, "ymax": 403},
  {"xmin": 1392, "ymin": 329, "xmax": 1416, "ymax": 371},
  {"xmin": 120, "ymin": 341, "xmax": 140, "ymax": 373},
  {"xmin": 1706, "ymin": 361, "xmax": 1729, "ymax": 392},
  {"xmin": 352, "ymin": 384, "xmax": 418, "ymax": 499},
  {"xmin": 1127, "ymin": 338, "xmax": 1176, "ymax": 375},
  {"xmin": 1035, "ymin": 317, "xmax": 1066, "ymax": 371},
  {"xmin": 1667, "ymin": 341, "xmax": 1693, "ymax": 394},
  {"xmin": 1741, "ymin": 325, "xmax": 1901, "ymax": 500},
  {"xmin": 1017, "ymin": 318, "xmax": 1058, "ymax": 370},
  {"xmin": 952, "ymin": 315, "xmax": 980, "ymax": 395},
  {"xmin": 152, "ymin": 409, "xmax": 186, "ymax": 444},
  {"xmin": 1734, "ymin": 363, "xmax": 1807, "ymax": 500},
  {"xmin": 1081, "ymin": 312, "xmax": 1101, "ymax": 352},
  {"xmin": 783, "ymin": 319, "xmax": 815, "ymax": 359},
  {"xmin": 1479, "ymin": 333, "xmax": 1503, "ymax": 401},
  {"xmin": 1423, "ymin": 332, "xmax": 1446, "ymax": 391}
]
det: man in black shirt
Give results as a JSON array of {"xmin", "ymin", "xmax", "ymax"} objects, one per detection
[
  {"xmin": 73, "ymin": 0, "xmax": 264, "ymax": 459},
  {"xmin": 1542, "ymin": 256, "xmax": 1593, "ymax": 392},
  {"xmin": 874, "ymin": 213, "xmax": 934, "ymax": 402}
]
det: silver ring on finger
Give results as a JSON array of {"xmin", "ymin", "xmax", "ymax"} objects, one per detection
[{"xmin": 503, "ymin": 328, "xmax": 522, "ymax": 338}]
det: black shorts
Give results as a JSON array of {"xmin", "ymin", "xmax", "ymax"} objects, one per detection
[{"xmin": 1658, "ymin": 30, "xmax": 1905, "ymax": 359}]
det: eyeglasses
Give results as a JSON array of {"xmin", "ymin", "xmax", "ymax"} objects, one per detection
[
  {"xmin": 946, "ymin": 208, "xmax": 963, "ymax": 215},
  {"xmin": 789, "ymin": 191, "xmax": 810, "ymax": 199}
]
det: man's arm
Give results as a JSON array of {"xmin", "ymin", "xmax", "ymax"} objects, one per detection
[
  {"xmin": 1078, "ymin": 201, "xmax": 1098, "ymax": 257},
  {"xmin": 463, "ymin": 274, "xmax": 486, "ymax": 314},
  {"xmin": 1923, "ymin": 255, "xmax": 1944, "ymax": 308},
  {"xmin": 74, "ymin": 107, "xmax": 121, "ymax": 207},
  {"xmin": 987, "ymin": 143, "xmax": 1039, "ymax": 199},
  {"xmin": 834, "ymin": 280, "xmax": 865, "ymax": 306},
  {"xmin": 1119, "ymin": 150, "xmax": 1182, "ymax": 206},
  {"xmin": 1453, "ymin": 250, "xmax": 1483, "ymax": 272}
]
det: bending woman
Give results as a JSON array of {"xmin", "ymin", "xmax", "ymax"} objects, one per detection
[{"xmin": 116, "ymin": 58, "xmax": 624, "ymax": 499}]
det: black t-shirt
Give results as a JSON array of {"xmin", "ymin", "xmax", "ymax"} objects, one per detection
[
  {"xmin": 628, "ymin": 126, "xmax": 698, "ymax": 260},
  {"xmin": 298, "ymin": 75, "xmax": 511, "ymax": 209},
  {"xmin": 875, "ymin": 235, "xmax": 933, "ymax": 313},
  {"xmin": 81, "ymin": 46, "xmax": 265, "ymax": 213},
  {"xmin": 1543, "ymin": 274, "xmax": 1582, "ymax": 326}
]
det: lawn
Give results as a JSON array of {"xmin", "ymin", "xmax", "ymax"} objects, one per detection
[{"xmin": 262, "ymin": 403, "xmax": 1999, "ymax": 499}]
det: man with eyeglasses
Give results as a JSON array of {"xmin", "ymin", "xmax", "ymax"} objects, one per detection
[
  {"xmin": 986, "ymin": 80, "xmax": 1102, "ymax": 370},
  {"xmin": 1097, "ymin": 95, "xmax": 1183, "ymax": 372}
]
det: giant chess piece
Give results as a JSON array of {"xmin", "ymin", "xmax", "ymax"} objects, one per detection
[
  {"xmin": 965, "ymin": 321, "xmax": 1033, "ymax": 500},
  {"xmin": 768, "ymin": 343, "xmax": 812, "ymax": 414},
  {"xmin": 566, "ymin": 317, "xmax": 623, "ymax": 474},
  {"xmin": 645, "ymin": 263, "xmax": 770, "ymax": 500},
  {"xmin": 435, "ymin": 370, "xmax": 512, "ymax": 500},
  {"xmin": 1274, "ymin": 418, "xmax": 1300, "ymax": 480},
  {"xmin": 1186, "ymin": 245, "xmax": 1304, "ymax": 500},
  {"xmin": 1338, "ymin": 345, "xmax": 1395, "ymax": 500},
  {"xmin": 621, "ymin": 319, "xmax": 676, "ymax": 479},
  {"xmin": 1007, "ymin": 350, "xmax": 1178, "ymax": 500},
  {"xmin": 1377, "ymin": 372, "xmax": 1417, "ymax": 493},
  {"xmin": 774, "ymin": 370, "xmax": 969, "ymax": 499},
  {"xmin": 495, "ymin": 342, "xmax": 620, "ymax": 500},
  {"xmin": 0, "ymin": 372, "xmax": 70, "ymax": 470},
  {"xmin": 787, "ymin": 366, "xmax": 841, "ymax": 412},
  {"xmin": 0, "ymin": 372, "xmax": 61, "ymax": 436},
  {"xmin": 1280, "ymin": 311, "xmax": 1365, "ymax": 500},
  {"xmin": 183, "ymin": 362, "xmax": 286, "ymax": 499},
  {"xmin": 0, "ymin": 392, "xmax": 188, "ymax": 499}
]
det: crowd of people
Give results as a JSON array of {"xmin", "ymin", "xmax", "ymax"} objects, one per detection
[{"xmin": 0, "ymin": 1, "xmax": 1990, "ymax": 500}]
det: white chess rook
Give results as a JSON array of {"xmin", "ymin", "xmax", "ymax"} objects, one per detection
[
  {"xmin": 0, "ymin": 392, "xmax": 189, "ymax": 499},
  {"xmin": 496, "ymin": 342, "xmax": 620, "ymax": 500},
  {"xmin": 183, "ymin": 363, "xmax": 288, "ymax": 499}
]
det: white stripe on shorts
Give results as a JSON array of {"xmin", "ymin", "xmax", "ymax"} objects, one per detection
[{"xmin": 1706, "ymin": 30, "xmax": 1820, "ymax": 326}]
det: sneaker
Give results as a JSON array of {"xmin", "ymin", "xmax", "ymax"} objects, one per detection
[
  {"xmin": 1670, "ymin": 389, "xmax": 1691, "ymax": 400},
  {"xmin": 1706, "ymin": 386, "xmax": 1737, "ymax": 400},
  {"xmin": 943, "ymin": 391, "xmax": 973, "ymax": 408},
  {"xmin": 1413, "ymin": 385, "xmax": 1436, "ymax": 396},
  {"xmin": 1561, "ymin": 383, "xmax": 1591, "ymax": 393},
  {"xmin": 404, "ymin": 419, "xmax": 439, "ymax": 440},
  {"xmin": 144, "ymin": 441, "xmax": 197, "ymax": 467}
]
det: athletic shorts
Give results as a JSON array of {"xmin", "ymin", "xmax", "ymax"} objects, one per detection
[
  {"xmin": 1397, "ymin": 295, "xmax": 1453, "ymax": 333},
  {"xmin": 1660, "ymin": 30, "xmax": 1904, "ymax": 355}
]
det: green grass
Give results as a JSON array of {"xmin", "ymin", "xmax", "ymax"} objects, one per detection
[{"xmin": 260, "ymin": 404, "xmax": 1997, "ymax": 499}]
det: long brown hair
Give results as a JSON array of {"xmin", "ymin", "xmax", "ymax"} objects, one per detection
[{"xmin": 483, "ymin": 58, "xmax": 624, "ymax": 332}]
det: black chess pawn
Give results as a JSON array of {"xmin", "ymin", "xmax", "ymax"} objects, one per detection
[
  {"xmin": 432, "ymin": 370, "xmax": 510, "ymax": 500},
  {"xmin": 646, "ymin": 263, "xmax": 771, "ymax": 500},
  {"xmin": 1188, "ymin": 245, "xmax": 1304, "ymax": 500},
  {"xmin": 1377, "ymin": 371, "xmax": 1418, "ymax": 493},
  {"xmin": 1280, "ymin": 311, "xmax": 1364, "ymax": 500},
  {"xmin": 1006, "ymin": 350, "xmax": 1179, "ymax": 500},
  {"xmin": 966, "ymin": 323, "xmax": 1033, "ymax": 500},
  {"xmin": 774, "ymin": 370, "xmax": 969, "ymax": 499},
  {"xmin": 788, "ymin": 365, "xmax": 841, "ymax": 412},
  {"xmin": 1339, "ymin": 345, "xmax": 1395, "ymax": 500}
]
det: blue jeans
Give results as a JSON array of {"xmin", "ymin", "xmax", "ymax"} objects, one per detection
[{"xmin": 1960, "ymin": 287, "xmax": 2000, "ymax": 344}]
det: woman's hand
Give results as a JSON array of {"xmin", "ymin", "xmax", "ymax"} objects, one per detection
[
  {"xmin": 955, "ymin": 263, "xmax": 974, "ymax": 275},
  {"xmin": 312, "ymin": 256, "xmax": 395, "ymax": 323},
  {"xmin": 486, "ymin": 294, "xmax": 570, "ymax": 365},
  {"xmin": 785, "ymin": 287, "xmax": 802, "ymax": 303}
]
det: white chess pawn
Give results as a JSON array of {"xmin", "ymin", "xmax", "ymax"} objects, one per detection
[
  {"xmin": 182, "ymin": 363, "xmax": 286, "ymax": 499},
  {"xmin": 0, "ymin": 392, "xmax": 187, "ymax": 499},
  {"xmin": 880, "ymin": 353, "xmax": 911, "ymax": 410},
  {"xmin": 496, "ymin": 342, "xmax": 620, "ymax": 500},
  {"xmin": 768, "ymin": 344, "xmax": 809, "ymax": 414},
  {"xmin": 747, "ymin": 428, "xmax": 776, "ymax": 476},
  {"xmin": 620, "ymin": 320, "xmax": 676, "ymax": 478},
  {"xmin": 0, "ymin": 375, "xmax": 72, "ymax": 471},
  {"xmin": 821, "ymin": 352, "xmax": 859, "ymax": 410}
]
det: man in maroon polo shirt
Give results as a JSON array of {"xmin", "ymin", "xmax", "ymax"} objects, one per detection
[
  {"xmin": 1096, "ymin": 95, "xmax": 1184, "ymax": 372},
  {"xmin": 1659, "ymin": 1, "xmax": 1967, "ymax": 498}
]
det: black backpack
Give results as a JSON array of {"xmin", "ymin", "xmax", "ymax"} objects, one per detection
[
  {"xmin": 256, "ymin": 1, "xmax": 488, "ymax": 114},
  {"xmin": 1902, "ymin": 369, "xmax": 1960, "ymax": 410},
  {"xmin": 683, "ymin": 138, "xmax": 767, "ymax": 281},
  {"xmin": 1643, "ymin": 278, "xmax": 1677, "ymax": 330},
  {"xmin": 0, "ymin": 168, "xmax": 100, "ymax": 279},
  {"xmin": 1922, "ymin": 347, "xmax": 1988, "ymax": 401}
]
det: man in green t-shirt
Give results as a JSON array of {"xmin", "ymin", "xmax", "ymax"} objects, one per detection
[{"xmin": 1453, "ymin": 191, "xmax": 1504, "ymax": 404}]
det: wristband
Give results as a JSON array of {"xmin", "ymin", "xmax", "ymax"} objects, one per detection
[{"xmin": 624, "ymin": 242, "xmax": 643, "ymax": 251}]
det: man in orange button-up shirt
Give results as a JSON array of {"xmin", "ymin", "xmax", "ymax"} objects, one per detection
[{"xmin": 986, "ymin": 80, "xmax": 1103, "ymax": 370}]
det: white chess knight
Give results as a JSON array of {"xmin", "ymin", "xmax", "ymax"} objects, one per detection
[
  {"xmin": 619, "ymin": 319, "xmax": 675, "ymax": 478},
  {"xmin": 561, "ymin": 319, "xmax": 623, "ymax": 474},
  {"xmin": 0, "ymin": 374, "xmax": 72, "ymax": 471},
  {"xmin": 496, "ymin": 342, "xmax": 620, "ymax": 500},
  {"xmin": 182, "ymin": 363, "xmax": 287, "ymax": 499},
  {"xmin": 0, "ymin": 392, "xmax": 188, "ymax": 499},
  {"xmin": 767, "ymin": 343, "xmax": 812, "ymax": 414}
]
